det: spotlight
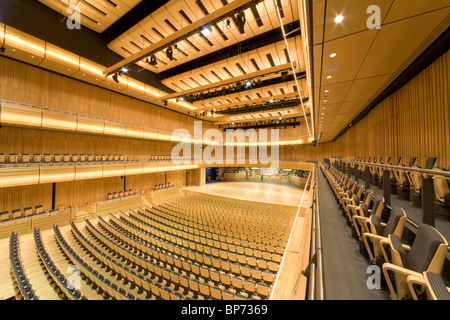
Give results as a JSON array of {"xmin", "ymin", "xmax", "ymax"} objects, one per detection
[
  {"xmin": 165, "ymin": 47, "xmax": 174, "ymax": 61},
  {"xmin": 201, "ymin": 26, "xmax": 211, "ymax": 36},
  {"xmin": 226, "ymin": 19, "xmax": 231, "ymax": 29},
  {"xmin": 245, "ymin": 80, "xmax": 252, "ymax": 87},
  {"xmin": 281, "ymin": 71, "xmax": 289, "ymax": 81},
  {"xmin": 149, "ymin": 55, "xmax": 157, "ymax": 66},
  {"xmin": 334, "ymin": 15, "xmax": 344, "ymax": 23},
  {"xmin": 236, "ymin": 12, "xmax": 246, "ymax": 33},
  {"xmin": 121, "ymin": 67, "xmax": 128, "ymax": 73},
  {"xmin": 112, "ymin": 72, "xmax": 120, "ymax": 83},
  {"xmin": 173, "ymin": 44, "xmax": 178, "ymax": 52},
  {"xmin": 0, "ymin": 47, "xmax": 5, "ymax": 54},
  {"xmin": 236, "ymin": 82, "xmax": 242, "ymax": 91},
  {"xmin": 221, "ymin": 87, "xmax": 227, "ymax": 96}
]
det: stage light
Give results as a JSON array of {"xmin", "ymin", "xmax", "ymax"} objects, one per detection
[
  {"xmin": 236, "ymin": 12, "xmax": 246, "ymax": 33},
  {"xmin": 226, "ymin": 19, "xmax": 231, "ymax": 29},
  {"xmin": 166, "ymin": 46, "xmax": 174, "ymax": 61},
  {"xmin": 112, "ymin": 72, "xmax": 120, "ymax": 83},
  {"xmin": 121, "ymin": 67, "xmax": 128, "ymax": 73},
  {"xmin": 149, "ymin": 55, "xmax": 157, "ymax": 66},
  {"xmin": 201, "ymin": 26, "xmax": 211, "ymax": 36}
]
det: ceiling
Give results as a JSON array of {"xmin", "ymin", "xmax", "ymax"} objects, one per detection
[
  {"xmin": 0, "ymin": 0, "xmax": 449, "ymax": 144},
  {"xmin": 310, "ymin": 0, "xmax": 450, "ymax": 142}
]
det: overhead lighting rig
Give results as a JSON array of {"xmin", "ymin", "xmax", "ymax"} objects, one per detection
[
  {"xmin": 103, "ymin": 0, "xmax": 265, "ymax": 77},
  {"xmin": 172, "ymin": 68, "xmax": 303, "ymax": 104}
]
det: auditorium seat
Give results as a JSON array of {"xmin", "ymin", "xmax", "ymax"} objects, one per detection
[
  {"xmin": 433, "ymin": 167, "xmax": 450, "ymax": 215},
  {"xmin": 381, "ymin": 223, "xmax": 448, "ymax": 300},
  {"xmin": 409, "ymin": 157, "xmax": 438, "ymax": 207},
  {"xmin": 362, "ymin": 208, "xmax": 407, "ymax": 263},
  {"xmin": 407, "ymin": 271, "xmax": 450, "ymax": 300}
]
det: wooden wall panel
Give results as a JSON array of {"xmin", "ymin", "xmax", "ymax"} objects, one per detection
[
  {"xmin": 0, "ymin": 125, "xmax": 175, "ymax": 160},
  {"xmin": 55, "ymin": 177, "xmax": 124, "ymax": 210},
  {"xmin": 0, "ymin": 56, "xmax": 215, "ymax": 135},
  {"xmin": 0, "ymin": 184, "xmax": 52, "ymax": 214}
]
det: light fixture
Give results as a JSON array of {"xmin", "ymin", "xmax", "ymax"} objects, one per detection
[
  {"xmin": 173, "ymin": 44, "xmax": 178, "ymax": 52},
  {"xmin": 149, "ymin": 55, "xmax": 157, "ymax": 66},
  {"xmin": 326, "ymin": 75, "xmax": 332, "ymax": 79},
  {"xmin": 226, "ymin": 19, "xmax": 231, "ymax": 29},
  {"xmin": 236, "ymin": 12, "xmax": 246, "ymax": 33},
  {"xmin": 334, "ymin": 15, "xmax": 344, "ymax": 23},
  {"xmin": 201, "ymin": 26, "xmax": 211, "ymax": 36},
  {"xmin": 121, "ymin": 67, "xmax": 128, "ymax": 73},
  {"xmin": 329, "ymin": 53, "xmax": 337, "ymax": 58},
  {"xmin": 165, "ymin": 46, "xmax": 174, "ymax": 61},
  {"xmin": 0, "ymin": 47, "xmax": 5, "ymax": 54},
  {"xmin": 245, "ymin": 80, "xmax": 252, "ymax": 87},
  {"xmin": 325, "ymin": 89, "xmax": 330, "ymax": 93},
  {"xmin": 112, "ymin": 72, "xmax": 120, "ymax": 84}
]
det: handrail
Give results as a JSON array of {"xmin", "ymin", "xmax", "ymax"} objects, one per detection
[
  {"xmin": 341, "ymin": 160, "xmax": 450, "ymax": 178},
  {"xmin": 307, "ymin": 165, "xmax": 325, "ymax": 300}
]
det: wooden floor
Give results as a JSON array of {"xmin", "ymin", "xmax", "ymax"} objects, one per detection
[{"xmin": 183, "ymin": 181, "xmax": 308, "ymax": 208}]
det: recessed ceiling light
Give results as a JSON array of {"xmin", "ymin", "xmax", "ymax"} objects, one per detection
[
  {"xmin": 325, "ymin": 89, "xmax": 330, "ymax": 93},
  {"xmin": 323, "ymin": 100, "xmax": 327, "ymax": 103},
  {"xmin": 334, "ymin": 15, "xmax": 344, "ymax": 23},
  {"xmin": 329, "ymin": 53, "xmax": 337, "ymax": 58},
  {"xmin": 326, "ymin": 75, "xmax": 332, "ymax": 79}
]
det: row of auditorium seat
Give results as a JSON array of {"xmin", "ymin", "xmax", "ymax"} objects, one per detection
[
  {"xmin": 349, "ymin": 156, "xmax": 450, "ymax": 214},
  {"xmin": 0, "ymin": 153, "xmax": 126, "ymax": 165},
  {"xmin": 0, "ymin": 205, "xmax": 64, "ymax": 224},
  {"xmin": 8, "ymin": 192, "xmax": 288, "ymax": 300},
  {"xmin": 9, "ymin": 231, "xmax": 39, "ymax": 300},
  {"xmin": 148, "ymin": 155, "xmax": 197, "ymax": 162},
  {"xmin": 322, "ymin": 162, "xmax": 449, "ymax": 300},
  {"xmin": 142, "ymin": 205, "xmax": 287, "ymax": 253},
  {"xmin": 101, "ymin": 213, "xmax": 273, "ymax": 299},
  {"xmin": 34, "ymin": 227, "xmax": 88, "ymax": 300},
  {"xmin": 117, "ymin": 210, "xmax": 280, "ymax": 275},
  {"xmin": 154, "ymin": 183, "xmax": 176, "ymax": 191},
  {"xmin": 87, "ymin": 215, "xmax": 271, "ymax": 300},
  {"xmin": 106, "ymin": 189, "xmax": 135, "ymax": 200}
]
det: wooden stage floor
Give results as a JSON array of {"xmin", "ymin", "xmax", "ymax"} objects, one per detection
[{"xmin": 183, "ymin": 181, "xmax": 308, "ymax": 208}]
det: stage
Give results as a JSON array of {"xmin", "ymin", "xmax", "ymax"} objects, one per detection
[{"xmin": 182, "ymin": 181, "xmax": 308, "ymax": 208}]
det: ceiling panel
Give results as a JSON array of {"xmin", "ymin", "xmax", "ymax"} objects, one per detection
[
  {"xmin": 323, "ymin": 0, "xmax": 393, "ymax": 42},
  {"xmin": 38, "ymin": 0, "xmax": 143, "ymax": 33},
  {"xmin": 356, "ymin": 9, "xmax": 450, "ymax": 79}
]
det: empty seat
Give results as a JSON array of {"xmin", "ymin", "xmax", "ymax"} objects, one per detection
[
  {"xmin": 381, "ymin": 224, "xmax": 448, "ymax": 300},
  {"xmin": 362, "ymin": 208, "xmax": 407, "ymax": 262},
  {"xmin": 407, "ymin": 271, "xmax": 450, "ymax": 300}
]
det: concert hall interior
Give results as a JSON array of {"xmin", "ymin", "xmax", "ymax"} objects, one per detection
[{"xmin": 0, "ymin": 0, "xmax": 449, "ymax": 302}]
